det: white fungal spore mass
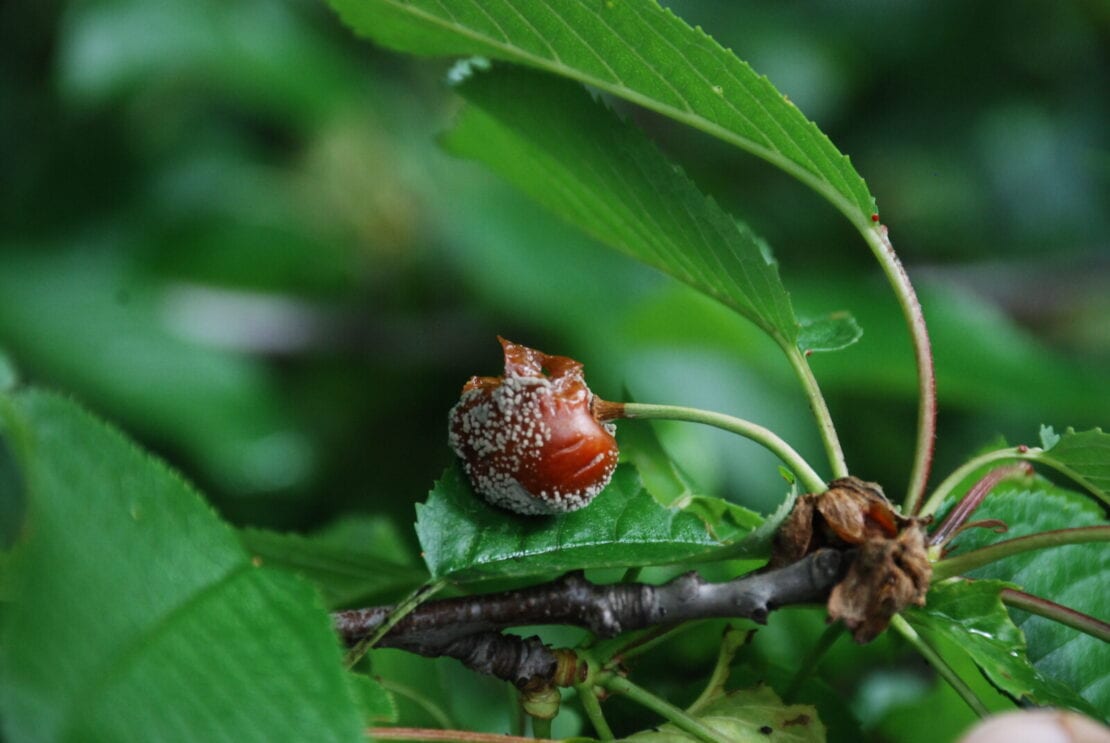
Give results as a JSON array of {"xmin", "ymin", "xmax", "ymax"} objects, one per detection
[
  {"xmin": 449, "ymin": 373, "xmax": 567, "ymax": 514},
  {"xmin": 448, "ymin": 338, "xmax": 619, "ymax": 516}
]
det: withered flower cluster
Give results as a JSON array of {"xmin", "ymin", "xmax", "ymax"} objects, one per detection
[{"xmin": 773, "ymin": 476, "xmax": 932, "ymax": 642}]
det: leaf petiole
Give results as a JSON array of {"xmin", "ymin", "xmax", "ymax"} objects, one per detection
[
  {"xmin": 686, "ymin": 625, "xmax": 749, "ymax": 715},
  {"xmin": 600, "ymin": 673, "xmax": 731, "ymax": 743},
  {"xmin": 932, "ymin": 526, "xmax": 1110, "ymax": 581},
  {"xmin": 784, "ymin": 345, "xmax": 848, "ymax": 480},
  {"xmin": 576, "ymin": 683, "xmax": 615, "ymax": 741},
  {"xmin": 1000, "ymin": 588, "xmax": 1110, "ymax": 644},
  {"xmin": 783, "ymin": 623, "xmax": 845, "ymax": 702},
  {"xmin": 606, "ymin": 401, "xmax": 826, "ymax": 494},
  {"xmin": 859, "ymin": 226, "xmax": 936, "ymax": 516}
]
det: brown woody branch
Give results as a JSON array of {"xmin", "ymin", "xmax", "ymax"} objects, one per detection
[{"xmin": 333, "ymin": 549, "xmax": 846, "ymax": 686}]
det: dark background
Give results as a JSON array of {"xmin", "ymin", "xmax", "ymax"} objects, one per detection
[{"xmin": 0, "ymin": 0, "xmax": 1106, "ymax": 737}]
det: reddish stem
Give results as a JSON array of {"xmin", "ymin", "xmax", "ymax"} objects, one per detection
[
  {"xmin": 929, "ymin": 463, "xmax": 1032, "ymax": 547},
  {"xmin": 869, "ymin": 225, "xmax": 937, "ymax": 515},
  {"xmin": 1000, "ymin": 589, "xmax": 1110, "ymax": 643}
]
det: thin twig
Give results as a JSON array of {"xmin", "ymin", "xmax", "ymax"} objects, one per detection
[
  {"xmin": 334, "ymin": 551, "xmax": 846, "ymax": 686},
  {"xmin": 337, "ymin": 552, "xmax": 843, "ymax": 646}
]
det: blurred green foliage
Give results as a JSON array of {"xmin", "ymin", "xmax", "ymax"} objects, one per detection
[{"xmin": 0, "ymin": 0, "xmax": 1106, "ymax": 739}]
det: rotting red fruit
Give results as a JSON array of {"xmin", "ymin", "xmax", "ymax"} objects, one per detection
[{"xmin": 448, "ymin": 338, "xmax": 619, "ymax": 515}]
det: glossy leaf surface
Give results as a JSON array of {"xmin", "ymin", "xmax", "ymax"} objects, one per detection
[
  {"xmin": 941, "ymin": 479, "xmax": 1109, "ymax": 715},
  {"xmin": 624, "ymin": 685, "xmax": 824, "ymax": 742},
  {"xmin": 904, "ymin": 579, "xmax": 1096, "ymax": 716},
  {"xmin": 415, "ymin": 464, "xmax": 763, "ymax": 582}
]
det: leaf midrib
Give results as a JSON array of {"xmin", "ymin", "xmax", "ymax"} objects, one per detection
[
  {"xmin": 59, "ymin": 562, "xmax": 255, "ymax": 739},
  {"xmin": 372, "ymin": 0, "xmax": 862, "ymax": 223}
]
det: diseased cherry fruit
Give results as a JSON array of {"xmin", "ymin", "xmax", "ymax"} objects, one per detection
[{"xmin": 448, "ymin": 338, "xmax": 619, "ymax": 515}]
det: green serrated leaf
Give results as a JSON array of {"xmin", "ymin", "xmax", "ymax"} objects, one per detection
[
  {"xmin": 349, "ymin": 672, "xmax": 398, "ymax": 724},
  {"xmin": 623, "ymin": 685, "xmax": 824, "ymax": 742},
  {"xmin": 943, "ymin": 479, "xmax": 1109, "ymax": 717},
  {"xmin": 240, "ymin": 522, "xmax": 427, "ymax": 609},
  {"xmin": 904, "ymin": 579, "xmax": 1096, "ymax": 717},
  {"xmin": 796, "ymin": 312, "xmax": 863, "ymax": 354},
  {"xmin": 326, "ymin": 0, "xmax": 875, "ymax": 224},
  {"xmin": 0, "ymin": 390, "xmax": 363, "ymax": 742},
  {"xmin": 415, "ymin": 464, "xmax": 760, "ymax": 582},
  {"xmin": 1040, "ymin": 428, "xmax": 1110, "ymax": 499},
  {"xmin": 443, "ymin": 66, "xmax": 798, "ymax": 343}
]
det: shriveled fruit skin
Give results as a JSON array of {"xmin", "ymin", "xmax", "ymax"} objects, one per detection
[{"xmin": 448, "ymin": 338, "xmax": 618, "ymax": 516}]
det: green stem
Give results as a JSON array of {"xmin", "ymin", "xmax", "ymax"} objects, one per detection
[
  {"xmin": 686, "ymin": 626, "xmax": 749, "ymax": 715},
  {"xmin": 857, "ymin": 227, "xmax": 936, "ymax": 515},
  {"xmin": 784, "ymin": 346, "xmax": 848, "ymax": 479},
  {"xmin": 530, "ymin": 718, "xmax": 552, "ymax": 739},
  {"xmin": 510, "ymin": 690, "xmax": 526, "ymax": 737},
  {"xmin": 920, "ymin": 448, "xmax": 1029, "ymax": 517},
  {"xmin": 783, "ymin": 623, "xmax": 844, "ymax": 702},
  {"xmin": 1000, "ymin": 588, "xmax": 1110, "ymax": 644},
  {"xmin": 932, "ymin": 526, "xmax": 1110, "ymax": 581},
  {"xmin": 620, "ymin": 566, "xmax": 643, "ymax": 583},
  {"xmin": 596, "ymin": 621, "xmax": 704, "ymax": 664},
  {"xmin": 576, "ymin": 684, "xmax": 615, "ymax": 740},
  {"xmin": 617, "ymin": 402, "xmax": 826, "ymax": 493},
  {"xmin": 345, "ymin": 579, "xmax": 447, "ymax": 668},
  {"xmin": 601, "ymin": 674, "xmax": 729, "ymax": 743},
  {"xmin": 920, "ymin": 446, "xmax": 1110, "ymax": 519},
  {"xmin": 890, "ymin": 615, "xmax": 988, "ymax": 718}
]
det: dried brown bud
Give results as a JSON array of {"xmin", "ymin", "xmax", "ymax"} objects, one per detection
[{"xmin": 772, "ymin": 477, "xmax": 931, "ymax": 642}]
